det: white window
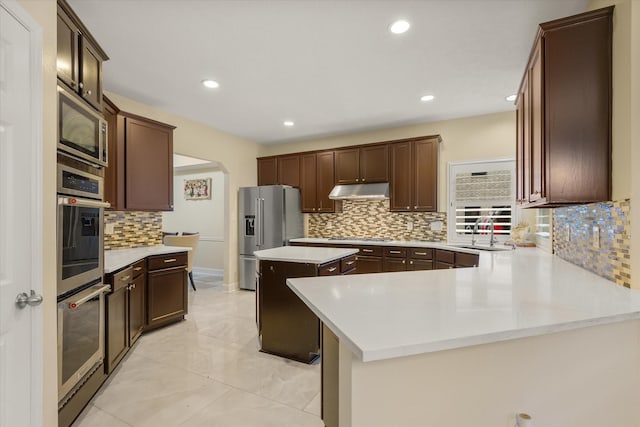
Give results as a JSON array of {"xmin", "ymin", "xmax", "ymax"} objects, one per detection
[{"xmin": 447, "ymin": 159, "xmax": 516, "ymax": 244}]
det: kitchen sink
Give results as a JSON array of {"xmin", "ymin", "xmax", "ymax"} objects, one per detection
[{"xmin": 450, "ymin": 244, "xmax": 514, "ymax": 252}]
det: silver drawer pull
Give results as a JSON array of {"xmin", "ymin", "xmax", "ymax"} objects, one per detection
[
  {"xmin": 164, "ymin": 258, "xmax": 177, "ymax": 263},
  {"xmin": 327, "ymin": 267, "xmax": 337, "ymax": 272},
  {"xmin": 415, "ymin": 252, "xmax": 427, "ymax": 256},
  {"xmin": 134, "ymin": 267, "xmax": 142, "ymax": 271},
  {"xmin": 402, "ymin": 260, "xmax": 405, "ymax": 264},
  {"xmin": 345, "ymin": 261, "xmax": 355, "ymax": 266},
  {"xmin": 120, "ymin": 275, "xmax": 131, "ymax": 282},
  {"xmin": 389, "ymin": 250, "xmax": 401, "ymax": 254},
  {"xmin": 362, "ymin": 249, "xmax": 373, "ymax": 253}
]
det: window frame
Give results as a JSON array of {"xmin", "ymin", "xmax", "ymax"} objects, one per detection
[{"xmin": 447, "ymin": 158, "xmax": 517, "ymax": 245}]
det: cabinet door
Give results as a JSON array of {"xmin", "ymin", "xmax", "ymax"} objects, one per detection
[
  {"xmin": 435, "ymin": 261, "xmax": 454, "ymax": 270},
  {"xmin": 521, "ymin": 78, "xmax": 532, "ymax": 204},
  {"xmin": 334, "ymin": 148, "xmax": 360, "ymax": 184},
  {"xmin": 277, "ymin": 155, "xmax": 300, "ymax": 187},
  {"xmin": 515, "ymin": 93, "xmax": 525, "ymax": 204},
  {"xmin": 56, "ymin": 8, "xmax": 79, "ymax": 91},
  {"xmin": 257, "ymin": 157, "xmax": 277, "ymax": 186},
  {"xmin": 128, "ymin": 274, "xmax": 145, "ymax": 346},
  {"xmin": 316, "ymin": 151, "xmax": 335, "ymax": 213},
  {"xmin": 413, "ymin": 138, "xmax": 438, "ymax": 211},
  {"xmin": 300, "ymin": 153, "xmax": 317, "ymax": 213},
  {"xmin": 389, "ymin": 141, "xmax": 412, "ymax": 212},
  {"xmin": 529, "ymin": 40, "xmax": 544, "ymax": 202},
  {"xmin": 147, "ymin": 267, "xmax": 187, "ymax": 328},
  {"xmin": 103, "ymin": 97, "xmax": 123, "ymax": 210},
  {"xmin": 354, "ymin": 256, "xmax": 383, "ymax": 274},
  {"xmin": 407, "ymin": 259, "xmax": 433, "ymax": 271},
  {"xmin": 383, "ymin": 257, "xmax": 407, "ymax": 272},
  {"xmin": 359, "ymin": 145, "xmax": 388, "ymax": 183},
  {"xmin": 79, "ymin": 38, "xmax": 103, "ymax": 111},
  {"xmin": 106, "ymin": 287, "xmax": 128, "ymax": 374},
  {"xmin": 125, "ymin": 117, "xmax": 174, "ymax": 211}
]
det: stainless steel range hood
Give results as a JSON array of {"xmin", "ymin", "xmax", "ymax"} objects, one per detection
[{"xmin": 328, "ymin": 183, "xmax": 390, "ymax": 200}]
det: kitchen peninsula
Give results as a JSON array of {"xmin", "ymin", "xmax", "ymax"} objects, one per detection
[
  {"xmin": 288, "ymin": 249, "xmax": 640, "ymax": 427},
  {"xmin": 254, "ymin": 246, "xmax": 358, "ymax": 363}
]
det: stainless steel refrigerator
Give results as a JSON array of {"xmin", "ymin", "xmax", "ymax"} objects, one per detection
[{"xmin": 238, "ymin": 185, "xmax": 303, "ymax": 290}]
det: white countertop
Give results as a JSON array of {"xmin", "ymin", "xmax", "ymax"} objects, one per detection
[
  {"xmin": 289, "ymin": 237, "xmax": 484, "ymax": 255},
  {"xmin": 105, "ymin": 245, "xmax": 191, "ymax": 273},
  {"xmin": 254, "ymin": 246, "xmax": 359, "ymax": 264},
  {"xmin": 287, "ymin": 248, "xmax": 640, "ymax": 362}
]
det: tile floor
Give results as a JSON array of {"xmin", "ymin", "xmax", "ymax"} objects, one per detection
[{"xmin": 73, "ymin": 273, "xmax": 324, "ymax": 427}]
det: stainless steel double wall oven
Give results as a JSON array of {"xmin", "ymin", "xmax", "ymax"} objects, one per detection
[{"xmin": 57, "ymin": 160, "xmax": 110, "ymax": 403}]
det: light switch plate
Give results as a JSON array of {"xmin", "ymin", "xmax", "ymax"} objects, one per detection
[
  {"xmin": 592, "ymin": 226, "xmax": 600, "ymax": 249},
  {"xmin": 105, "ymin": 223, "xmax": 115, "ymax": 235},
  {"xmin": 326, "ymin": 221, "xmax": 333, "ymax": 229},
  {"xmin": 430, "ymin": 221, "xmax": 443, "ymax": 232},
  {"xmin": 565, "ymin": 224, "xmax": 571, "ymax": 241},
  {"xmin": 407, "ymin": 221, "xmax": 414, "ymax": 231}
]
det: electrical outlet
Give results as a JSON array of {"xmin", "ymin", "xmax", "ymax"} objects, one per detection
[
  {"xmin": 105, "ymin": 223, "xmax": 115, "ymax": 235},
  {"xmin": 407, "ymin": 221, "xmax": 414, "ymax": 231},
  {"xmin": 565, "ymin": 224, "xmax": 571, "ymax": 241},
  {"xmin": 592, "ymin": 226, "xmax": 600, "ymax": 249},
  {"xmin": 326, "ymin": 221, "xmax": 333, "ymax": 229}
]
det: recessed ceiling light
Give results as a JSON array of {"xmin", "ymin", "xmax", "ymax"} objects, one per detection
[
  {"xmin": 202, "ymin": 79, "xmax": 219, "ymax": 89},
  {"xmin": 420, "ymin": 95, "xmax": 435, "ymax": 102},
  {"xmin": 283, "ymin": 121, "xmax": 295, "ymax": 127},
  {"xmin": 505, "ymin": 94, "xmax": 517, "ymax": 102},
  {"xmin": 390, "ymin": 20, "xmax": 410, "ymax": 34}
]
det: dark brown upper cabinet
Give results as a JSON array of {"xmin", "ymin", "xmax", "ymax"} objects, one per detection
[
  {"xmin": 277, "ymin": 155, "xmax": 301, "ymax": 187},
  {"xmin": 300, "ymin": 151, "xmax": 335, "ymax": 213},
  {"xmin": 257, "ymin": 157, "xmax": 278, "ymax": 186},
  {"xmin": 257, "ymin": 155, "xmax": 301, "ymax": 187},
  {"xmin": 103, "ymin": 96, "xmax": 176, "ymax": 211},
  {"xmin": 335, "ymin": 145, "xmax": 388, "ymax": 184},
  {"xmin": 515, "ymin": 6, "xmax": 612, "ymax": 208},
  {"xmin": 389, "ymin": 136, "xmax": 439, "ymax": 212},
  {"xmin": 57, "ymin": 0, "xmax": 108, "ymax": 112}
]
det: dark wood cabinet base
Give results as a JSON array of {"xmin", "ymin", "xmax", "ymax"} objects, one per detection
[{"xmin": 58, "ymin": 363, "xmax": 107, "ymax": 427}]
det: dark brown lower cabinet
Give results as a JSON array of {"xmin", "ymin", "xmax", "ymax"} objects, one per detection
[
  {"xmin": 258, "ymin": 254, "xmax": 355, "ymax": 364},
  {"xmin": 147, "ymin": 265, "xmax": 188, "ymax": 329},
  {"xmin": 383, "ymin": 257, "xmax": 407, "ymax": 272},
  {"xmin": 128, "ymin": 272, "xmax": 145, "ymax": 345},
  {"xmin": 354, "ymin": 255, "xmax": 383, "ymax": 273},
  {"xmin": 408, "ymin": 259, "xmax": 433, "ymax": 270},
  {"xmin": 105, "ymin": 284, "xmax": 128, "ymax": 374}
]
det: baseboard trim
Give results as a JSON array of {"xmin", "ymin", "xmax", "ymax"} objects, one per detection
[{"xmin": 193, "ymin": 267, "xmax": 223, "ymax": 277}]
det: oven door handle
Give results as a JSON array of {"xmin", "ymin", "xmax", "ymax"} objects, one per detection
[
  {"xmin": 64, "ymin": 284, "xmax": 110, "ymax": 309},
  {"xmin": 58, "ymin": 197, "xmax": 111, "ymax": 209}
]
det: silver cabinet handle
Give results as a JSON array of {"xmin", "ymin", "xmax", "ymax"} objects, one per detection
[
  {"xmin": 415, "ymin": 252, "xmax": 427, "ymax": 256},
  {"xmin": 406, "ymin": 206, "xmax": 410, "ymax": 209},
  {"xmin": 78, "ymin": 82, "xmax": 84, "ymax": 89},
  {"xmin": 410, "ymin": 261, "xmax": 414, "ymax": 264},
  {"xmin": 362, "ymin": 249, "xmax": 373, "ymax": 253},
  {"xmin": 120, "ymin": 275, "xmax": 131, "ymax": 282},
  {"xmin": 402, "ymin": 260, "xmax": 406, "ymax": 264},
  {"xmin": 346, "ymin": 261, "xmax": 355, "ymax": 266},
  {"xmin": 164, "ymin": 258, "xmax": 177, "ymax": 263},
  {"xmin": 328, "ymin": 267, "xmax": 337, "ymax": 272},
  {"xmin": 389, "ymin": 250, "xmax": 401, "ymax": 254},
  {"xmin": 134, "ymin": 267, "xmax": 142, "ymax": 271},
  {"xmin": 15, "ymin": 290, "xmax": 43, "ymax": 309}
]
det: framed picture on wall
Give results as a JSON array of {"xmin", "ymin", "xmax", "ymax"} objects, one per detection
[{"xmin": 184, "ymin": 178, "xmax": 212, "ymax": 200}]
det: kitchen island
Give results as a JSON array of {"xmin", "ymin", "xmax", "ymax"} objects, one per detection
[
  {"xmin": 288, "ymin": 248, "xmax": 640, "ymax": 427},
  {"xmin": 254, "ymin": 246, "xmax": 358, "ymax": 363}
]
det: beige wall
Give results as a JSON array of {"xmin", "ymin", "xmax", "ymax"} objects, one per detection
[
  {"xmin": 15, "ymin": 0, "xmax": 58, "ymax": 424},
  {"xmin": 104, "ymin": 92, "xmax": 261, "ymax": 287},
  {"xmin": 260, "ymin": 111, "xmax": 516, "ymax": 211},
  {"xmin": 163, "ymin": 169, "xmax": 225, "ymax": 272}
]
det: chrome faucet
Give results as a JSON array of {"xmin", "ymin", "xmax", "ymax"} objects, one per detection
[{"xmin": 471, "ymin": 217, "xmax": 498, "ymax": 247}]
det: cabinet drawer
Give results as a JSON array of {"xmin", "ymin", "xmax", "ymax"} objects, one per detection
[
  {"xmin": 435, "ymin": 249, "xmax": 455, "ymax": 265},
  {"xmin": 409, "ymin": 248, "xmax": 433, "ymax": 260},
  {"xmin": 340, "ymin": 255, "xmax": 357, "ymax": 273},
  {"xmin": 147, "ymin": 252, "xmax": 188, "ymax": 271},
  {"xmin": 456, "ymin": 252, "xmax": 479, "ymax": 268},
  {"xmin": 383, "ymin": 247, "xmax": 407, "ymax": 258},
  {"xmin": 319, "ymin": 260, "xmax": 340, "ymax": 276},
  {"xmin": 408, "ymin": 259, "xmax": 433, "ymax": 271},
  {"xmin": 110, "ymin": 266, "xmax": 133, "ymax": 292},
  {"xmin": 358, "ymin": 246, "xmax": 383, "ymax": 257},
  {"xmin": 131, "ymin": 259, "xmax": 146, "ymax": 278}
]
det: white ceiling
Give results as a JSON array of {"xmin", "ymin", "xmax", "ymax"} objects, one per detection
[{"xmin": 69, "ymin": 0, "xmax": 589, "ymax": 145}]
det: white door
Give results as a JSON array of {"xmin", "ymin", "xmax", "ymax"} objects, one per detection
[{"xmin": 0, "ymin": 1, "xmax": 43, "ymax": 426}]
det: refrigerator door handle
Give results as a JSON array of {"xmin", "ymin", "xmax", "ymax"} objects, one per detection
[
  {"xmin": 259, "ymin": 198, "xmax": 265, "ymax": 246},
  {"xmin": 255, "ymin": 197, "xmax": 261, "ymax": 247}
]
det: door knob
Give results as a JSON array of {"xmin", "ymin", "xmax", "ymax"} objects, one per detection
[{"xmin": 15, "ymin": 290, "xmax": 43, "ymax": 309}]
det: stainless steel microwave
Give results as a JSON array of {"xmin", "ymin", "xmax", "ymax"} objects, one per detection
[{"xmin": 57, "ymin": 84, "xmax": 107, "ymax": 166}]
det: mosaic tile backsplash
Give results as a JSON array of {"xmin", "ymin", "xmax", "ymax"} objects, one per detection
[
  {"xmin": 307, "ymin": 200, "xmax": 447, "ymax": 241},
  {"xmin": 104, "ymin": 211, "xmax": 163, "ymax": 250},
  {"xmin": 553, "ymin": 199, "xmax": 631, "ymax": 287}
]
